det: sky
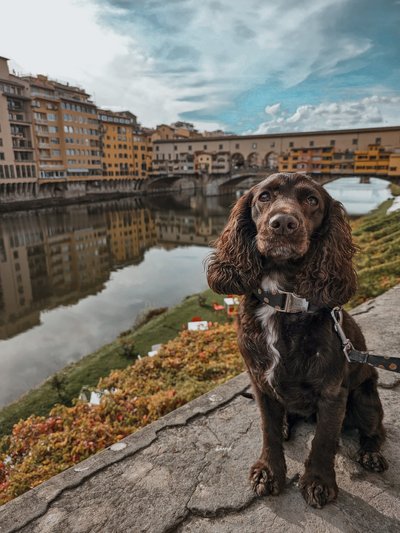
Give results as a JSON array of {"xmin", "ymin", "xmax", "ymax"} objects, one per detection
[{"xmin": 1, "ymin": 0, "xmax": 399, "ymax": 134}]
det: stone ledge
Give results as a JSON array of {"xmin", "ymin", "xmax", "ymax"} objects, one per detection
[{"xmin": 0, "ymin": 286, "xmax": 399, "ymax": 533}]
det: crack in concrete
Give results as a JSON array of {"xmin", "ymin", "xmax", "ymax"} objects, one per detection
[
  {"xmin": 169, "ymin": 493, "xmax": 261, "ymax": 532},
  {"xmin": 3, "ymin": 382, "xmax": 249, "ymax": 533},
  {"xmin": 351, "ymin": 304, "xmax": 375, "ymax": 317}
]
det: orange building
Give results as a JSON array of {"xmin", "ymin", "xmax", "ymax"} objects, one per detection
[
  {"xmin": 99, "ymin": 110, "xmax": 138, "ymax": 179},
  {"xmin": 133, "ymin": 130, "xmax": 153, "ymax": 179},
  {"xmin": 388, "ymin": 153, "xmax": 400, "ymax": 177},
  {"xmin": 354, "ymin": 144, "xmax": 391, "ymax": 176},
  {"xmin": 24, "ymin": 74, "xmax": 102, "ymax": 180},
  {"xmin": 278, "ymin": 146, "xmax": 336, "ymax": 174},
  {"xmin": 0, "ymin": 57, "xmax": 37, "ymax": 183},
  {"xmin": 99, "ymin": 110, "xmax": 152, "ymax": 180}
]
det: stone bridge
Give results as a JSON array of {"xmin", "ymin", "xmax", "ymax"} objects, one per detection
[
  {"xmin": 139, "ymin": 169, "xmax": 274, "ymax": 196},
  {"xmin": 138, "ymin": 169, "xmax": 339, "ymax": 196}
]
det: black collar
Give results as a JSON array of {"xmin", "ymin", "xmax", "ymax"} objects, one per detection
[{"xmin": 253, "ymin": 287, "xmax": 322, "ymax": 314}]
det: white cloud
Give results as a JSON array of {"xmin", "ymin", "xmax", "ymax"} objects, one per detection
[
  {"xmin": 265, "ymin": 103, "xmax": 281, "ymax": 116},
  {"xmin": 253, "ymin": 95, "xmax": 400, "ymax": 133},
  {"xmin": 2, "ymin": 0, "xmax": 129, "ymax": 85}
]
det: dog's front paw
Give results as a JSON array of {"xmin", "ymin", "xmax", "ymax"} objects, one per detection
[
  {"xmin": 356, "ymin": 450, "xmax": 388, "ymax": 472},
  {"xmin": 299, "ymin": 472, "xmax": 338, "ymax": 508},
  {"xmin": 249, "ymin": 460, "xmax": 285, "ymax": 497}
]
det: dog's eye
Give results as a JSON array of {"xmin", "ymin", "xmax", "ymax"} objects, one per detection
[
  {"xmin": 307, "ymin": 195, "xmax": 319, "ymax": 206},
  {"xmin": 259, "ymin": 191, "xmax": 271, "ymax": 202}
]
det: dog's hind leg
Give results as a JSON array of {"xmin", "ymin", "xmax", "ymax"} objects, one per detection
[{"xmin": 348, "ymin": 374, "xmax": 388, "ymax": 472}]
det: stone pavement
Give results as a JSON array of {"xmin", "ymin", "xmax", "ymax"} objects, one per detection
[{"xmin": 1, "ymin": 286, "xmax": 400, "ymax": 533}]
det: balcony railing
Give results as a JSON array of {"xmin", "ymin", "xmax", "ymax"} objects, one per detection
[{"xmin": 13, "ymin": 140, "xmax": 33, "ymax": 149}]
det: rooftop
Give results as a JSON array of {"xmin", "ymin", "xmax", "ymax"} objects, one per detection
[{"xmin": 154, "ymin": 125, "xmax": 400, "ymax": 144}]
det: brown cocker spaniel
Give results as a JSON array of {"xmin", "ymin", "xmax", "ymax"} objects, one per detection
[{"xmin": 207, "ymin": 172, "xmax": 387, "ymax": 508}]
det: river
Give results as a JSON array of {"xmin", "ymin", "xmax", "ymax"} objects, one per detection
[{"xmin": 0, "ymin": 177, "xmax": 393, "ymax": 406}]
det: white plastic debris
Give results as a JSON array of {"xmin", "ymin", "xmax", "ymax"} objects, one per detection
[{"xmin": 188, "ymin": 321, "xmax": 208, "ymax": 331}]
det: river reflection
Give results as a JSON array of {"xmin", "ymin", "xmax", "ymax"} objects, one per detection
[{"xmin": 0, "ymin": 193, "xmax": 233, "ymax": 406}]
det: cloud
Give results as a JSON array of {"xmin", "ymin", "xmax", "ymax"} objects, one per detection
[
  {"xmin": 86, "ymin": 0, "xmax": 375, "ymax": 126},
  {"xmin": 253, "ymin": 95, "xmax": 400, "ymax": 133},
  {"xmin": 1, "ymin": 0, "xmax": 397, "ymax": 131},
  {"xmin": 265, "ymin": 103, "xmax": 281, "ymax": 116}
]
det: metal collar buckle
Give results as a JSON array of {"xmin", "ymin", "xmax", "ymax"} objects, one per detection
[{"xmin": 281, "ymin": 291, "xmax": 310, "ymax": 313}]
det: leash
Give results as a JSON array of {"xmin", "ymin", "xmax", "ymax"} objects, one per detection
[{"xmin": 331, "ymin": 307, "xmax": 400, "ymax": 373}]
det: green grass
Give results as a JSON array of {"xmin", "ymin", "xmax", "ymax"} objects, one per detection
[
  {"xmin": 349, "ymin": 199, "xmax": 400, "ymax": 307},
  {"xmin": 0, "ymin": 290, "xmax": 228, "ymax": 437}
]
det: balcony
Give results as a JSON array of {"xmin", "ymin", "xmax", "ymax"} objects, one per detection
[
  {"xmin": 9, "ymin": 115, "xmax": 31, "ymax": 124},
  {"xmin": 14, "ymin": 157, "xmax": 35, "ymax": 163},
  {"xmin": 13, "ymin": 140, "xmax": 33, "ymax": 149}
]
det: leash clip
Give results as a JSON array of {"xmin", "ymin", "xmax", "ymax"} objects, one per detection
[{"xmin": 331, "ymin": 307, "xmax": 354, "ymax": 362}]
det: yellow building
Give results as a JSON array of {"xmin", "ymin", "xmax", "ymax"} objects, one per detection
[
  {"xmin": 133, "ymin": 130, "xmax": 152, "ymax": 179},
  {"xmin": 354, "ymin": 145, "xmax": 391, "ymax": 176},
  {"xmin": 99, "ymin": 110, "xmax": 152, "ymax": 180},
  {"xmin": 388, "ymin": 153, "xmax": 400, "ymax": 177},
  {"xmin": 99, "ymin": 110, "xmax": 138, "ymax": 179},
  {"xmin": 278, "ymin": 147, "xmax": 335, "ymax": 174}
]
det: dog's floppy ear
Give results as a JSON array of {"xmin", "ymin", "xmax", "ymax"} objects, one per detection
[
  {"xmin": 296, "ymin": 199, "xmax": 357, "ymax": 307},
  {"xmin": 206, "ymin": 190, "xmax": 263, "ymax": 294}
]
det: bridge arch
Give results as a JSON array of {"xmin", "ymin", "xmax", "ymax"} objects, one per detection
[
  {"xmin": 264, "ymin": 151, "xmax": 279, "ymax": 170},
  {"xmin": 247, "ymin": 152, "xmax": 260, "ymax": 168},
  {"xmin": 231, "ymin": 152, "xmax": 245, "ymax": 170},
  {"xmin": 144, "ymin": 175, "xmax": 198, "ymax": 194}
]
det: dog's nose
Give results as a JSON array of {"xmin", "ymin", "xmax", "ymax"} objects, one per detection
[{"xmin": 269, "ymin": 214, "xmax": 299, "ymax": 235}]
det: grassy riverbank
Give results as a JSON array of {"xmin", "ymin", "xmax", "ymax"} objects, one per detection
[
  {"xmin": 0, "ymin": 192, "xmax": 399, "ymax": 439},
  {"xmin": 0, "ymin": 291, "xmax": 228, "ymax": 438}
]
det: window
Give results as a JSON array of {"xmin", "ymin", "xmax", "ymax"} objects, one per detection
[
  {"xmin": 47, "ymin": 113, "xmax": 56, "ymax": 121},
  {"xmin": 219, "ymin": 144, "xmax": 223, "ymax": 149},
  {"xmin": 309, "ymin": 141, "xmax": 314, "ymax": 147},
  {"xmin": 289, "ymin": 142, "xmax": 294, "ymax": 147},
  {"xmin": 375, "ymin": 137, "xmax": 381, "ymax": 145},
  {"xmin": 352, "ymin": 138, "xmax": 358, "ymax": 145},
  {"xmin": 330, "ymin": 140, "xmax": 335, "ymax": 146},
  {"xmin": 0, "ymin": 153, "xmax": 4, "ymax": 160},
  {"xmin": 235, "ymin": 143, "xmax": 240, "ymax": 149},
  {"xmin": 174, "ymin": 145, "xmax": 177, "ymax": 150},
  {"xmin": 188, "ymin": 145, "xmax": 192, "ymax": 151},
  {"xmin": 252, "ymin": 143, "xmax": 257, "ymax": 149},
  {"xmin": 49, "ymin": 126, "xmax": 58, "ymax": 133}
]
